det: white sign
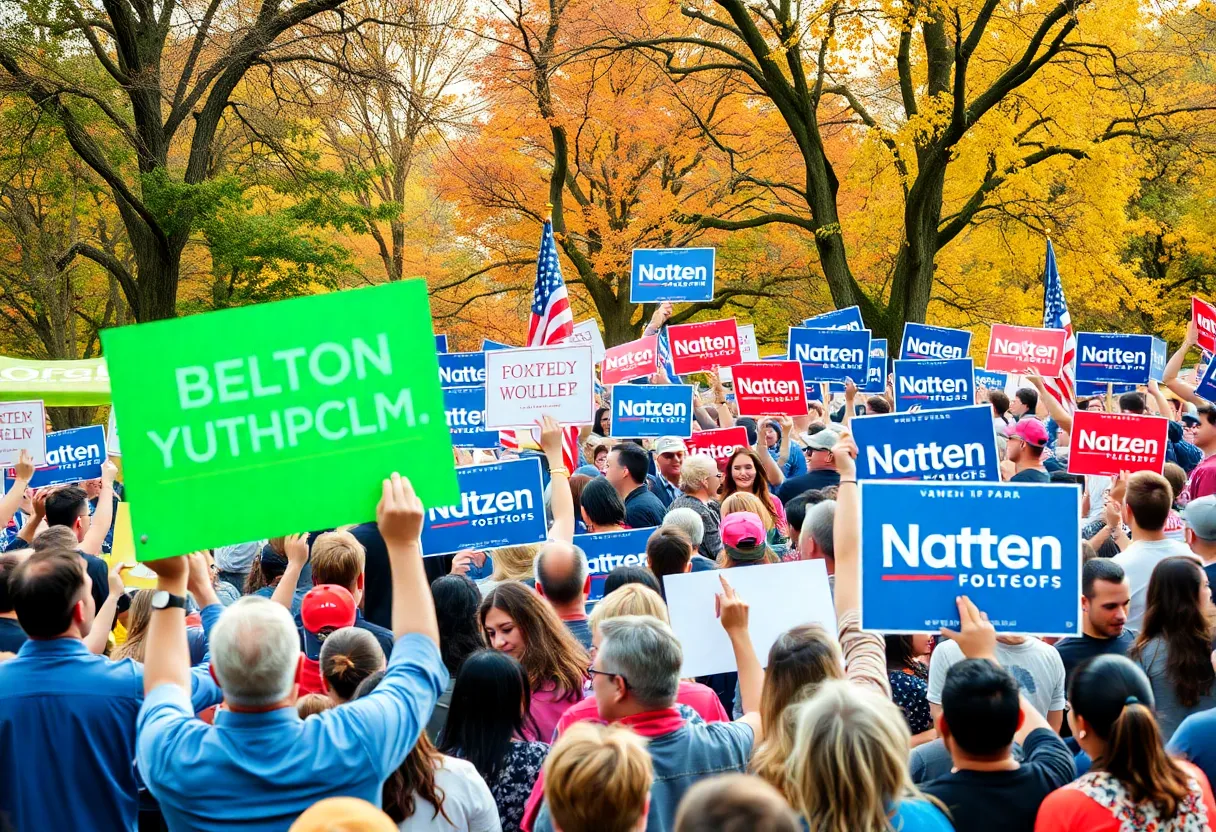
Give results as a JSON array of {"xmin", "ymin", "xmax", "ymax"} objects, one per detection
[
  {"xmin": 720, "ymin": 324, "xmax": 760, "ymax": 383},
  {"xmin": 106, "ymin": 407, "xmax": 121, "ymax": 456},
  {"xmin": 664, "ymin": 559, "xmax": 836, "ymax": 677},
  {"xmin": 484, "ymin": 345, "xmax": 595, "ymax": 430},
  {"xmin": 0, "ymin": 400, "xmax": 46, "ymax": 466},
  {"xmin": 566, "ymin": 320, "xmax": 606, "ymax": 365}
]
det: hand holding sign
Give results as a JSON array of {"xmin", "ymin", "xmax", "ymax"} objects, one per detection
[
  {"xmin": 378, "ymin": 473, "xmax": 425, "ymax": 550},
  {"xmin": 12, "ymin": 450, "xmax": 34, "ymax": 484},
  {"xmin": 715, "ymin": 575, "xmax": 749, "ymax": 634},
  {"xmin": 537, "ymin": 415, "xmax": 563, "ymax": 463},
  {"xmin": 284, "ymin": 533, "xmax": 310, "ymax": 569},
  {"xmin": 107, "ymin": 560, "xmax": 130, "ymax": 599},
  {"xmin": 939, "ymin": 596, "xmax": 997, "ymax": 662},
  {"xmin": 649, "ymin": 301, "xmax": 674, "ymax": 332},
  {"xmin": 833, "ymin": 432, "xmax": 857, "ymax": 479}
]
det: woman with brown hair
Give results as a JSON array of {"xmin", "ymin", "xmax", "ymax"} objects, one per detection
[
  {"xmin": 479, "ymin": 581, "xmax": 588, "ymax": 742},
  {"xmin": 1035, "ymin": 654, "xmax": 1216, "ymax": 830},
  {"xmin": 319, "ymin": 627, "xmax": 386, "ymax": 705},
  {"xmin": 355, "ymin": 670, "xmax": 501, "ymax": 832},
  {"xmin": 721, "ymin": 448, "xmax": 788, "ymax": 537},
  {"xmin": 1128, "ymin": 555, "xmax": 1216, "ymax": 738},
  {"xmin": 112, "ymin": 590, "xmax": 209, "ymax": 665}
]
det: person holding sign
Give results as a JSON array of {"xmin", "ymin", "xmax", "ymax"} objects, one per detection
[{"xmin": 135, "ymin": 473, "xmax": 447, "ymax": 830}]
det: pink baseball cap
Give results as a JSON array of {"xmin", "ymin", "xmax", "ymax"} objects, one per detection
[
  {"xmin": 721, "ymin": 512, "xmax": 768, "ymax": 562},
  {"xmin": 1005, "ymin": 417, "xmax": 1049, "ymax": 448}
]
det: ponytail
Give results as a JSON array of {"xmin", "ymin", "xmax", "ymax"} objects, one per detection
[
  {"xmin": 319, "ymin": 628, "xmax": 385, "ymax": 702},
  {"xmin": 1096, "ymin": 699, "xmax": 1190, "ymax": 817}
]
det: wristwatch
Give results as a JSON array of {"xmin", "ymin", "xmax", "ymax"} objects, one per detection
[{"xmin": 151, "ymin": 591, "xmax": 188, "ymax": 612}]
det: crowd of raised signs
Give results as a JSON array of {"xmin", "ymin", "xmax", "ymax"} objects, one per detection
[{"xmin": 12, "ymin": 290, "xmax": 1216, "ymax": 832}]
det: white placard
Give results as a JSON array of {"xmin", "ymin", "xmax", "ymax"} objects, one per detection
[
  {"xmin": 720, "ymin": 324, "xmax": 760, "ymax": 383},
  {"xmin": 106, "ymin": 407, "xmax": 121, "ymax": 456},
  {"xmin": 0, "ymin": 400, "xmax": 47, "ymax": 466},
  {"xmin": 566, "ymin": 320, "xmax": 606, "ymax": 365},
  {"xmin": 664, "ymin": 559, "xmax": 836, "ymax": 677},
  {"xmin": 484, "ymin": 345, "xmax": 595, "ymax": 430}
]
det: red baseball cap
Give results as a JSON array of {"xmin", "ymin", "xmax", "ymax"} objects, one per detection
[
  {"xmin": 301, "ymin": 584, "xmax": 356, "ymax": 635},
  {"xmin": 1005, "ymin": 417, "xmax": 1048, "ymax": 448}
]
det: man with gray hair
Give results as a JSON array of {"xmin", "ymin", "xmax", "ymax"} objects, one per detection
[
  {"xmin": 800, "ymin": 499, "xmax": 837, "ymax": 579},
  {"xmin": 532, "ymin": 613, "xmax": 762, "ymax": 832},
  {"xmin": 535, "ymin": 540, "xmax": 593, "ymax": 649},
  {"xmin": 136, "ymin": 473, "xmax": 446, "ymax": 829}
]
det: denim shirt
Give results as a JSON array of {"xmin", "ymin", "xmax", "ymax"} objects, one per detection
[{"xmin": 532, "ymin": 710, "xmax": 754, "ymax": 832}]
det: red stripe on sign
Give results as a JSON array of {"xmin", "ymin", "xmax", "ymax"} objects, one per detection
[
  {"xmin": 430, "ymin": 521, "xmax": 471, "ymax": 529},
  {"xmin": 881, "ymin": 575, "xmax": 956, "ymax": 581}
]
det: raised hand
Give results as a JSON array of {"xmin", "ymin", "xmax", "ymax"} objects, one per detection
[
  {"xmin": 939, "ymin": 595, "xmax": 997, "ymax": 661},
  {"xmin": 715, "ymin": 574, "xmax": 749, "ymax": 635},
  {"xmin": 377, "ymin": 472, "xmax": 425, "ymax": 550},
  {"xmin": 832, "ymin": 432, "xmax": 857, "ymax": 479}
]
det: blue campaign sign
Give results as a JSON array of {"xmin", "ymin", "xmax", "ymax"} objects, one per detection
[
  {"xmin": 893, "ymin": 358, "xmax": 974, "ymax": 412},
  {"xmin": 435, "ymin": 334, "xmax": 448, "ymax": 353},
  {"xmin": 438, "ymin": 351, "xmax": 487, "ymax": 388},
  {"xmin": 852, "ymin": 404, "xmax": 999, "ymax": 483},
  {"xmin": 859, "ymin": 481, "xmax": 1081, "ymax": 635},
  {"xmin": 1196, "ymin": 360, "xmax": 1216, "ymax": 401},
  {"xmin": 802, "ymin": 306, "xmax": 864, "ymax": 331},
  {"xmin": 1075, "ymin": 332, "xmax": 1159, "ymax": 384},
  {"xmin": 1075, "ymin": 381, "xmax": 1137, "ymax": 397},
  {"xmin": 577, "ymin": 527, "xmax": 656, "ymax": 601},
  {"xmin": 1151, "ymin": 337, "xmax": 1167, "ymax": 382},
  {"xmin": 630, "ymin": 248, "xmax": 715, "ymax": 303},
  {"xmin": 5, "ymin": 425, "xmax": 106, "ymax": 489},
  {"xmin": 788, "ymin": 327, "xmax": 871, "ymax": 383},
  {"xmin": 610, "ymin": 384, "xmax": 694, "ymax": 437},
  {"xmin": 482, "ymin": 339, "xmax": 512, "ymax": 351},
  {"xmin": 443, "ymin": 386, "xmax": 499, "ymax": 449},
  {"xmin": 974, "ymin": 369, "xmax": 1008, "ymax": 392},
  {"xmin": 900, "ymin": 322, "xmax": 972, "ymax": 361},
  {"xmin": 420, "ymin": 458, "xmax": 547, "ymax": 557},
  {"xmin": 861, "ymin": 339, "xmax": 888, "ymax": 394}
]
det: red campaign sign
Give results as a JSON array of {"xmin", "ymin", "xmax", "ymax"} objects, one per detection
[
  {"xmin": 602, "ymin": 336, "xmax": 658, "ymax": 386},
  {"xmin": 1067, "ymin": 411, "xmax": 1169, "ymax": 477},
  {"xmin": 1194, "ymin": 297, "xmax": 1216, "ymax": 355},
  {"xmin": 985, "ymin": 324, "xmax": 1068, "ymax": 376},
  {"xmin": 731, "ymin": 361, "xmax": 806, "ymax": 417},
  {"xmin": 684, "ymin": 427, "xmax": 748, "ymax": 468},
  {"xmin": 668, "ymin": 319, "xmax": 741, "ymax": 375}
]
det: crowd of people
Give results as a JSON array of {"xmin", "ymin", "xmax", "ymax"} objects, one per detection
[{"xmin": 6, "ymin": 312, "xmax": 1216, "ymax": 832}]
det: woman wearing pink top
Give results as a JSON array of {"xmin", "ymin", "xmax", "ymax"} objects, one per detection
[{"xmin": 479, "ymin": 581, "xmax": 589, "ymax": 743}]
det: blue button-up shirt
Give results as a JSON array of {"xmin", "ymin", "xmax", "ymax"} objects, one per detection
[
  {"xmin": 0, "ymin": 606, "xmax": 224, "ymax": 832},
  {"xmin": 136, "ymin": 633, "xmax": 447, "ymax": 831}
]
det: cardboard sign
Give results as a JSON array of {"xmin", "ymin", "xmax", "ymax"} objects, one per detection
[
  {"xmin": 1076, "ymin": 381, "xmax": 1137, "ymax": 397},
  {"xmin": 106, "ymin": 502, "xmax": 159, "ymax": 589},
  {"xmin": 443, "ymin": 386, "xmax": 499, "ymax": 449},
  {"xmin": 851, "ymin": 405, "xmax": 999, "ymax": 483},
  {"xmin": 106, "ymin": 407, "xmax": 121, "ymax": 456},
  {"xmin": 578, "ymin": 527, "xmax": 656, "ymax": 601},
  {"xmin": 0, "ymin": 400, "xmax": 46, "ymax": 466},
  {"xmin": 567, "ymin": 320, "xmax": 607, "ymax": 365},
  {"xmin": 484, "ymin": 344, "xmax": 595, "ymax": 429},
  {"xmin": 602, "ymin": 337, "xmax": 659, "ymax": 386},
  {"xmin": 1075, "ymin": 333, "xmax": 1166, "ymax": 385},
  {"xmin": 1067, "ymin": 411, "xmax": 1169, "ymax": 477},
  {"xmin": 719, "ymin": 324, "xmax": 759, "ymax": 383},
  {"xmin": 419, "ymin": 458, "xmax": 547, "ymax": 556},
  {"xmin": 862, "ymin": 339, "xmax": 888, "ymax": 394},
  {"xmin": 482, "ymin": 339, "xmax": 512, "ymax": 351},
  {"xmin": 5, "ymin": 425, "xmax": 105, "ymax": 490},
  {"xmin": 684, "ymin": 427, "xmax": 748, "ymax": 467},
  {"xmin": 1196, "ymin": 359, "xmax": 1216, "ymax": 402},
  {"xmin": 665, "ymin": 560, "xmax": 836, "ymax": 677},
  {"xmin": 438, "ymin": 352, "xmax": 486, "ymax": 388},
  {"xmin": 859, "ymin": 481, "xmax": 1081, "ymax": 635},
  {"xmin": 668, "ymin": 319, "xmax": 741, "ymax": 375},
  {"xmin": 435, "ymin": 334, "xmax": 449, "ymax": 353},
  {"xmin": 611, "ymin": 384, "xmax": 695, "ymax": 437},
  {"xmin": 731, "ymin": 361, "xmax": 806, "ymax": 417},
  {"xmin": 99, "ymin": 280, "xmax": 458, "ymax": 561},
  {"xmin": 974, "ymin": 369, "xmax": 1008, "ymax": 392},
  {"xmin": 0, "ymin": 356, "xmax": 111, "ymax": 407},
  {"xmin": 901, "ymin": 323, "xmax": 972, "ymax": 361},
  {"xmin": 788, "ymin": 327, "xmax": 871, "ymax": 383},
  {"xmin": 985, "ymin": 324, "xmax": 1068, "ymax": 376},
  {"xmin": 803, "ymin": 306, "xmax": 864, "ymax": 331},
  {"xmin": 1195, "ymin": 297, "xmax": 1216, "ymax": 354},
  {"xmin": 893, "ymin": 358, "xmax": 974, "ymax": 412},
  {"xmin": 630, "ymin": 248, "xmax": 715, "ymax": 303}
]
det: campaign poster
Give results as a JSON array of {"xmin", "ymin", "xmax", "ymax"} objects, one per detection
[
  {"xmin": 438, "ymin": 352, "xmax": 487, "ymax": 388},
  {"xmin": 484, "ymin": 345, "xmax": 595, "ymax": 430},
  {"xmin": 862, "ymin": 338, "xmax": 888, "ymax": 394},
  {"xmin": 1075, "ymin": 332, "xmax": 1162, "ymax": 385},
  {"xmin": 602, "ymin": 337, "xmax": 659, "ymax": 386},
  {"xmin": 579, "ymin": 527, "xmax": 656, "ymax": 601},
  {"xmin": 435, "ymin": 334, "xmax": 449, "ymax": 354},
  {"xmin": 788, "ymin": 327, "xmax": 871, "ymax": 383},
  {"xmin": 859, "ymin": 480, "xmax": 1081, "ymax": 635},
  {"xmin": 1067, "ymin": 411, "xmax": 1169, "ymax": 477},
  {"xmin": 420, "ymin": 458, "xmax": 547, "ymax": 556},
  {"xmin": 900, "ymin": 322, "xmax": 972, "ymax": 361},
  {"xmin": 668, "ymin": 319, "xmax": 741, "ymax": 375},
  {"xmin": 566, "ymin": 320, "xmax": 607, "ymax": 365},
  {"xmin": 443, "ymin": 386, "xmax": 499, "ymax": 449},
  {"xmin": 985, "ymin": 324, "xmax": 1068, "ymax": 377},
  {"xmin": 4, "ymin": 424, "xmax": 106, "ymax": 490},
  {"xmin": 1194, "ymin": 297, "xmax": 1216, "ymax": 354},
  {"xmin": 731, "ymin": 361, "xmax": 806, "ymax": 417},
  {"xmin": 893, "ymin": 358, "xmax": 974, "ymax": 412},
  {"xmin": 684, "ymin": 427, "xmax": 748, "ymax": 468},
  {"xmin": 0, "ymin": 400, "xmax": 46, "ymax": 466},
  {"xmin": 630, "ymin": 248, "xmax": 715, "ymax": 303},
  {"xmin": 610, "ymin": 384, "xmax": 695, "ymax": 438},
  {"xmin": 803, "ymin": 306, "xmax": 864, "ymax": 331},
  {"xmin": 851, "ymin": 404, "xmax": 999, "ymax": 482}
]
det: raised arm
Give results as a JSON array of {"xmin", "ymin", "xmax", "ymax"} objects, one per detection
[
  {"xmin": 708, "ymin": 370, "xmax": 735, "ymax": 429},
  {"xmin": 642, "ymin": 301, "xmax": 673, "ymax": 338},
  {"xmin": 754, "ymin": 431, "xmax": 784, "ymax": 487},
  {"xmin": 540, "ymin": 416, "xmax": 574, "ymax": 543},
  {"xmin": 1164, "ymin": 320, "xmax": 1206, "ymax": 405},
  {"xmin": 83, "ymin": 560, "xmax": 127, "ymax": 654},
  {"xmin": 718, "ymin": 575, "xmax": 765, "ymax": 741},
  {"xmin": 79, "ymin": 460, "xmax": 118, "ymax": 556},
  {"xmin": 270, "ymin": 534, "xmax": 310, "ymax": 610},
  {"xmin": 380, "ymin": 473, "xmax": 440, "ymax": 645},
  {"xmin": 142, "ymin": 555, "xmax": 194, "ymax": 694},
  {"xmin": 775, "ymin": 416, "xmax": 795, "ymax": 467},
  {"xmin": 0, "ymin": 451, "xmax": 34, "ymax": 533},
  {"xmin": 1026, "ymin": 375, "xmax": 1072, "ymax": 433},
  {"xmin": 831, "ymin": 433, "xmax": 860, "ymax": 617},
  {"xmin": 17, "ymin": 487, "xmax": 49, "ymax": 545},
  {"xmin": 1147, "ymin": 379, "xmax": 1170, "ymax": 419}
]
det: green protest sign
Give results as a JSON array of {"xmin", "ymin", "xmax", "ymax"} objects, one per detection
[
  {"xmin": 0, "ymin": 357, "xmax": 111, "ymax": 406},
  {"xmin": 100, "ymin": 280, "xmax": 459, "ymax": 560}
]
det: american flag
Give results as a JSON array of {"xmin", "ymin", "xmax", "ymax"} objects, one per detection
[
  {"xmin": 1042, "ymin": 239, "xmax": 1076, "ymax": 411},
  {"xmin": 501, "ymin": 220, "xmax": 579, "ymax": 468}
]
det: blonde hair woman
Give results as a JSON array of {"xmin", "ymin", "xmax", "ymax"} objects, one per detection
[
  {"xmin": 786, "ymin": 680, "xmax": 950, "ymax": 832},
  {"xmin": 670, "ymin": 455, "xmax": 723, "ymax": 560},
  {"xmin": 543, "ymin": 722, "xmax": 653, "ymax": 832}
]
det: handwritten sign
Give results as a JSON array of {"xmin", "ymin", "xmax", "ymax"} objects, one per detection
[{"xmin": 484, "ymin": 344, "xmax": 594, "ymax": 429}]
